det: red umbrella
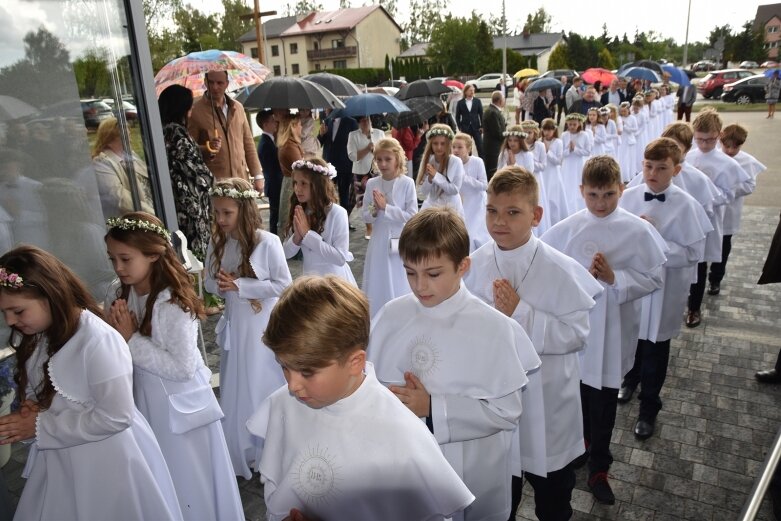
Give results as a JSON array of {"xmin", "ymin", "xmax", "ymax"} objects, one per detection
[
  {"xmin": 443, "ymin": 79, "xmax": 465, "ymax": 90},
  {"xmin": 581, "ymin": 68, "xmax": 617, "ymax": 85}
]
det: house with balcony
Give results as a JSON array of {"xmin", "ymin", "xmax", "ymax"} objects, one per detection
[
  {"xmin": 239, "ymin": 6, "xmax": 402, "ymax": 76},
  {"xmin": 754, "ymin": 4, "xmax": 781, "ymax": 59}
]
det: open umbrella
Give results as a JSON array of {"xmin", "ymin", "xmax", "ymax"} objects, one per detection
[
  {"xmin": 764, "ymin": 69, "xmax": 781, "ymax": 77},
  {"xmin": 332, "ymin": 93, "xmax": 410, "ymax": 118},
  {"xmin": 0, "ymin": 95, "xmax": 37, "ymax": 121},
  {"xmin": 443, "ymin": 79, "xmax": 465, "ymax": 90},
  {"xmin": 661, "ymin": 65, "xmax": 690, "ymax": 86},
  {"xmin": 526, "ymin": 77, "xmax": 563, "ymax": 93},
  {"xmin": 302, "ymin": 72, "xmax": 362, "ymax": 97},
  {"xmin": 581, "ymin": 68, "xmax": 616, "ymax": 85},
  {"xmin": 154, "ymin": 49, "xmax": 271, "ymax": 97},
  {"xmin": 387, "ymin": 97, "xmax": 444, "ymax": 128},
  {"xmin": 622, "ymin": 66, "xmax": 661, "ymax": 83},
  {"xmin": 620, "ymin": 60, "xmax": 663, "ymax": 74},
  {"xmin": 395, "ymin": 79, "xmax": 451, "ymax": 100},
  {"xmin": 242, "ymin": 76, "xmax": 345, "ymax": 110},
  {"xmin": 514, "ymin": 68, "xmax": 540, "ymax": 79}
]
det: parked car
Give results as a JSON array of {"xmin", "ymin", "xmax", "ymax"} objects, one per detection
[
  {"xmin": 697, "ymin": 69, "xmax": 754, "ymax": 99},
  {"xmin": 103, "ymin": 99, "xmax": 138, "ymax": 124},
  {"xmin": 465, "ymin": 73, "xmax": 515, "ymax": 92},
  {"xmin": 691, "ymin": 60, "xmax": 718, "ymax": 72},
  {"xmin": 377, "ymin": 79, "xmax": 405, "ymax": 88},
  {"xmin": 761, "ymin": 61, "xmax": 779, "ymax": 68},
  {"xmin": 539, "ymin": 69, "xmax": 580, "ymax": 83},
  {"xmin": 80, "ymin": 99, "xmax": 113, "ymax": 130},
  {"xmin": 739, "ymin": 61, "xmax": 759, "ymax": 69},
  {"xmin": 721, "ymin": 74, "xmax": 769, "ymax": 104}
]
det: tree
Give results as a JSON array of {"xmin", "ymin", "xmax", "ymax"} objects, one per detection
[
  {"xmin": 285, "ymin": 0, "xmax": 323, "ymax": 16},
  {"xmin": 523, "ymin": 7, "xmax": 552, "ymax": 33},
  {"xmin": 377, "ymin": 0, "xmax": 397, "ymax": 17},
  {"xmin": 73, "ymin": 48, "xmax": 112, "ymax": 98},
  {"xmin": 218, "ymin": 0, "xmax": 254, "ymax": 52},
  {"xmin": 174, "ymin": 7, "xmax": 218, "ymax": 53},
  {"xmin": 402, "ymin": 0, "xmax": 448, "ymax": 48},
  {"xmin": 548, "ymin": 42, "xmax": 569, "ymax": 69},
  {"xmin": 427, "ymin": 13, "xmax": 493, "ymax": 75},
  {"xmin": 597, "ymin": 47, "xmax": 616, "ymax": 69}
]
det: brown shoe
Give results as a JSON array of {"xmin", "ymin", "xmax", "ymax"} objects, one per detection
[{"xmin": 685, "ymin": 310, "xmax": 701, "ymax": 328}]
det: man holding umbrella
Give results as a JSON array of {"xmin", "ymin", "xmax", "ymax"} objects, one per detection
[{"xmin": 189, "ymin": 70, "xmax": 263, "ymax": 190}]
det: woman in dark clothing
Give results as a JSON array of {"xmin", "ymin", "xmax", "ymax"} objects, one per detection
[{"xmin": 532, "ymin": 88, "xmax": 554, "ymax": 124}]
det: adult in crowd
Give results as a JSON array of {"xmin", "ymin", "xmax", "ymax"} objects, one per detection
[
  {"xmin": 532, "ymin": 88, "xmax": 554, "ymax": 124},
  {"xmin": 411, "ymin": 120, "xmax": 430, "ymax": 178},
  {"xmin": 158, "ymin": 84, "xmax": 214, "ymax": 259},
  {"xmin": 348, "ymin": 116, "xmax": 385, "ymax": 240},
  {"xmin": 483, "ymin": 90, "xmax": 506, "ymax": 180},
  {"xmin": 566, "ymin": 77, "xmax": 584, "ymax": 114},
  {"xmin": 620, "ymin": 77, "xmax": 634, "ymax": 101},
  {"xmin": 299, "ymin": 108, "xmax": 321, "ymax": 158},
  {"xmin": 756, "ymin": 211, "xmax": 781, "ymax": 382},
  {"xmin": 456, "ymin": 84, "xmax": 484, "ymax": 157},
  {"xmin": 514, "ymin": 78, "xmax": 526, "ymax": 124},
  {"xmin": 256, "ymin": 110, "xmax": 283, "ymax": 235},
  {"xmin": 392, "ymin": 124, "xmax": 422, "ymax": 179},
  {"xmin": 319, "ymin": 113, "xmax": 359, "ymax": 225},
  {"xmin": 571, "ymin": 86, "xmax": 603, "ymax": 115},
  {"xmin": 600, "ymin": 79, "xmax": 626, "ymax": 107},
  {"xmin": 556, "ymin": 75, "xmax": 569, "ymax": 124},
  {"xmin": 677, "ymin": 83, "xmax": 697, "ymax": 122},
  {"xmin": 188, "ymin": 70, "xmax": 262, "ymax": 190},
  {"xmin": 766, "ymin": 70, "xmax": 780, "ymax": 119},
  {"xmin": 520, "ymin": 86, "xmax": 538, "ymax": 123},
  {"xmin": 91, "ymin": 117, "xmax": 154, "ymax": 219},
  {"xmin": 277, "ymin": 113, "xmax": 304, "ymax": 234}
]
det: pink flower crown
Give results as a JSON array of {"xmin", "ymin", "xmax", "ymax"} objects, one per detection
[
  {"xmin": 291, "ymin": 159, "xmax": 337, "ymax": 179},
  {"xmin": 0, "ymin": 267, "xmax": 24, "ymax": 289}
]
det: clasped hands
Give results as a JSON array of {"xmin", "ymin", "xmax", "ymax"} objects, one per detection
[
  {"xmin": 108, "ymin": 299, "xmax": 139, "ymax": 341},
  {"xmin": 590, "ymin": 252, "xmax": 615, "ymax": 285},
  {"xmin": 0, "ymin": 399, "xmax": 40, "ymax": 445},
  {"xmin": 291, "ymin": 205, "xmax": 311, "ymax": 246},
  {"xmin": 390, "ymin": 372, "xmax": 430, "ymax": 417}
]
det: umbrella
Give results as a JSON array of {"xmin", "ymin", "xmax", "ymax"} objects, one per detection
[
  {"xmin": 0, "ymin": 95, "xmax": 38, "ymax": 121},
  {"xmin": 242, "ymin": 76, "xmax": 345, "ymax": 110},
  {"xmin": 661, "ymin": 65, "xmax": 690, "ymax": 86},
  {"xmin": 621, "ymin": 60, "xmax": 664, "ymax": 74},
  {"xmin": 526, "ymin": 77, "xmax": 563, "ymax": 93},
  {"xmin": 332, "ymin": 93, "xmax": 410, "ymax": 118},
  {"xmin": 443, "ymin": 79, "xmax": 465, "ymax": 90},
  {"xmin": 622, "ymin": 66, "xmax": 661, "ymax": 83},
  {"xmin": 387, "ymin": 97, "xmax": 444, "ymax": 128},
  {"xmin": 514, "ymin": 68, "xmax": 540, "ymax": 79},
  {"xmin": 395, "ymin": 79, "xmax": 451, "ymax": 100},
  {"xmin": 302, "ymin": 72, "xmax": 362, "ymax": 97},
  {"xmin": 154, "ymin": 49, "xmax": 271, "ymax": 97},
  {"xmin": 764, "ymin": 69, "xmax": 781, "ymax": 77},
  {"xmin": 581, "ymin": 68, "xmax": 617, "ymax": 85}
]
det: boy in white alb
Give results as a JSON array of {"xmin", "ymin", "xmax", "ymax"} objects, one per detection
[
  {"xmin": 464, "ymin": 167, "xmax": 602, "ymax": 519},
  {"xmin": 543, "ymin": 156, "xmax": 666, "ymax": 504},
  {"xmin": 247, "ymin": 276, "xmax": 474, "ymax": 521},
  {"xmin": 619, "ymin": 138, "xmax": 712, "ymax": 440},
  {"xmin": 368, "ymin": 207, "xmax": 531, "ymax": 521}
]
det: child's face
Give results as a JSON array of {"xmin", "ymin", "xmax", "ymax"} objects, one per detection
[
  {"xmin": 619, "ymin": 107, "xmax": 629, "ymax": 117},
  {"xmin": 374, "ymin": 149, "xmax": 399, "ymax": 179},
  {"xmin": 542, "ymin": 128, "xmax": 554, "ymax": 140},
  {"xmin": 720, "ymin": 139, "xmax": 741, "ymax": 158},
  {"xmin": 403, "ymin": 253, "xmax": 469, "ymax": 308},
  {"xmin": 587, "ymin": 112, "xmax": 598, "ymax": 124},
  {"xmin": 580, "ymin": 182, "xmax": 624, "ymax": 218},
  {"xmin": 486, "ymin": 191, "xmax": 541, "ymax": 250},
  {"xmin": 430, "ymin": 136, "xmax": 449, "ymax": 159},
  {"xmin": 106, "ymin": 237, "xmax": 158, "ymax": 292},
  {"xmin": 212, "ymin": 196, "xmax": 240, "ymax": 236},
  {"xmin": 293, "ymin": 170, "xmax": 313, "ymax": 205},
  {"xmin": 693, "ymin": 131, "xmax": 719, "ymax": 153},
  {"xmin": 642, "ymin": 157, "xmax": 681, "ymax": 193},
  {"xmin": 566, "ymin": 120, "xmax": 579, "ymax": 132},
  {"xmin": 525, "ymin": 132, "xmax": 536, "ymax": 146},
  {"xmin": 507, "ymin": 136, "xmax": 522, "ymax": 152},
  {"xmin": 0, "ymin": 291, "xmax": 52, "ymax": 337},
  {"xmin": 278, "ymin": 351, "xmax": 365, "ymax": 409},
  {"xmin": 451, "ymin": 139, "xmax": 470, "ymax": 161}
]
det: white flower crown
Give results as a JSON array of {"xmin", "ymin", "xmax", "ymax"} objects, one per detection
[
  {"xmin": 565, "ymin": 113, "xmax": 586, "ymax": 122},
  {"xmin": 503, "ymin": 130, "xmax": 528, "ymax": 139},
  {"xmin": 291, "ymin": 159, "xmax": 337, "ymax": 179},
  {"xmin": 427, "ymin": 127, "xmax": 454, "ymax": 140},
  {"xmin": 209, "ymin": 186, "xmax": 260, "ymax": 199},
  {"xmin": 106, "ymin": 217, "xmax": 171, "ymax": 241}
]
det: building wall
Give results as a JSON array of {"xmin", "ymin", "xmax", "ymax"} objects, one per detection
[
  {"xmin": 308, "ymin": 31, "xmax": 360, "ymax": 72},
  {"xmin": 353, "ymin": 11, "xmax": 401, "ymax": 68},
  {"xmin": 766, "ymin": 16, "xmax": 781, "ymax": 59}
]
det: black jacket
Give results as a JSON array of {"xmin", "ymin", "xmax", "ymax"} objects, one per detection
[{"xmin": 455, "ymin": 98, "xmax": 483, "ymax": 133}]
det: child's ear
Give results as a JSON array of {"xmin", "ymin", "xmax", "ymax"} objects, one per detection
[
  {"xmin": 673, "ymin": 163, "xmax": 682, "ymax": 177},
  {"xmin": 457, "ymin": 256, "xmax": 471, "ymax": 277},
  {"xmin": 532, "ymin": 205, "xmax": 543, "ymax": 227},
  {"xmin": 347, "ymin": 349, "xmax": 366, "ymax": 375}
]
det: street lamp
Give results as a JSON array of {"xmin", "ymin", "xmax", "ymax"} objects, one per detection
[{"xmin": 682, "ymin": 0, "xmax": 692, "ymax": 67}]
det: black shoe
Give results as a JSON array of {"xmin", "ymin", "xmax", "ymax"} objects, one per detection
[
  {"xmin": 756, "ymin": 368, "xmax": 781, "ymax": 384},
  {"xmin": 634, "ymin": 418, "xmax": 655, "ymax": 440},
  {"xmin": 587, "ymin": 472, "xmax": 615, "ymax": 505},
  {"xmin": 685, "ymin": 310, "xmax": 701, "ymax": 328},
  {"xmin": 571, "ymin": 450, "xmax": 589, "ymax": 469},
  {"xmin": 348, "ymin": 224, "xmax": 357, "ymax": 231},
  {"xmin": 617, "ymin": 385, "xmax": 635, "ymax": 403},
  {"xmin": 707, "ymin": 283, "xmax": 720, "ymax": 295}
]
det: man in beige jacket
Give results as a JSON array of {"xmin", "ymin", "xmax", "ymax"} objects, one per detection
[{"xmin": 188, "ymin": 70, "xmax": 263, "ymax": 190}]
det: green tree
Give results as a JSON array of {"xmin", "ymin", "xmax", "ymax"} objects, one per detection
[
  {"xmin": 728, "ymin": 21, "xmax": 766, "ymax": 62},
  {"xmin": 377, "ymin": 0, "xmax": 398, "ymax": 18},
  {"xmin": 73, "ymin": 48, "xmax": 112, "ymax": 98},
  {"xmin": 427, "ymin": 13, "xmax": 492, "ymax": 75},
  {"xmin": 285, "ymin": 0, "xmax": 323, "ymax": 16},
  {"xmin": 523, "ymin": 7, "xmax": 552, "ymax": 33},
  {"xmin": 548, "ymin": 42, "xmax": 569, "ymax": 69},
  {"xmin": 218, "ymin": 0, "xmax": 254, "ymax": 52},
  {"xmin": 597, "ymin": 47, "xmax": 616, "ymax": 69},
  {"xmin": 403, "ymin": 0, "xmax": 448, "ymax": 48},
  {"xmin": 174, "ymin": 7, "xmax": 219, "ymax": 53}
]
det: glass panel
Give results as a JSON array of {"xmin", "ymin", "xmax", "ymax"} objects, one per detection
[{"xmin": 0, "ymin": 0, "xmax": 161, "ymax": 340}]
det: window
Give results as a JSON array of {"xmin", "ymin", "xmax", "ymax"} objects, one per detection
[
  {"xmin": 333, "ymin": 60, "xmax": 347, "ymax": 68},
  {"xmin": 250, "ymin": 47, "xmax": 258, "ymax": 59},
  {"xmin": 315, "ymin": 63, "xmax": 321, "ymax": 70},
  {"xmin": 769, "ymin": 26, "xmax": 779, "ymax": 33},
  {"xmin": 290, "ymin": 43, "xmax": 298, "ymax": 54},
  {"xmin": 271, "ymin": 45, "xmax": 279, "ymax": 57},
  {"xmin": 273, "ymin": 65, "xmax": 282, "ymax": 76},
  {"xmin": 331, "ymin": 39, "xmax": 344, "ymax": 48},
  {"xmin": 292, "ymin": 64, "xmax": 300, "ymax": 74}
]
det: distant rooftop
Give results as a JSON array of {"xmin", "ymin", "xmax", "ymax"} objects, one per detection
[
  {"xmin": 238, "ymin": 15, "xmax": 297, "ymax": 43},
  {"xmin": 754, "ymin": 3, "xmax": 781, "ymax": 30},
  {"xmin": 281, "ymin": 5, "xmax": 402, "ymax": 37},
  {"xmin": 494, "ymin": 32, "xmax": 564, "ymax": 53},
  {"xmin": 399, "ymin": 42, "xmax": 429, "ymax": 58}
]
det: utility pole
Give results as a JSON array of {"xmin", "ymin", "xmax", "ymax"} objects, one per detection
[
  {"xmin": 502, "ymin": 0, "xmax": 508, "ymax": 99},
  {"xmin": 682, "ymin": 0, "xmax": 692, "ymax": 67},
  {"xmin": 239, "ymin": 2, "xmax": 277, "ymax": 63}
]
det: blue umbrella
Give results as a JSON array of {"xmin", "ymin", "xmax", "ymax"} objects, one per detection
[
  {"xmin": 764, "ymin": 69, "xmax": 781, "ymax": 77},
  {"xmin": 622, "ymin": 66, "xmax": 661, "ymax": 83},
  {"xmin": 526, "ymin": 77, "xmax": 563, "ymax": 93},
  {"xmin": 661, "ymin": 65, "xmax": 690, "ymax": 86},
  {"xmin": 334, "ymin": 93, "xmax": 410, "ymax": 118}
]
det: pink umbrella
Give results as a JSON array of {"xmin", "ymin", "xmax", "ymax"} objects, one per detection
[
  {"xmin": 154, "ymin": 49, "xmax": 271, "ymax": 97},
  {"xmin": 581, "ymin": 68, "xmax": 617, "ymax": 86},
  {"xmin": 443, "ymin": 79, "xmax": 465, "ymax": 90}
]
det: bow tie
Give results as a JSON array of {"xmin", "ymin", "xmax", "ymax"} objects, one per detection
[{"xmin": 644, "ymin": 192, "xmax": 666, "ymax": 202}]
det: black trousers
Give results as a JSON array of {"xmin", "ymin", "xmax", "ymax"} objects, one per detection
[
  {"xmin": 623, "ymin": 339, "xmax": 671, "ymax": 421},
  {"xmin": 677, "ymin": 104, "xmax": 693, "ymax": 122},
  {"xmin": 581, "ymin": 383, "xmax": 619, "ymax": 475},
  {"xmin": 467, "ymin": 129, "xmax": 484, "ymax": 158},
  {"xmin": 688, "ymin": 261, "xmax": 708, "ymax": 313},
  {"xmin": 266, "ymin": 176, "xmax": 281, "ymax": 236},
  {"xmin": 334, "ymin": 172, "xmax": 354, "ymax": 214},
  {"xmin": 508, "ymin": 466, "xmax": 576, "ymax": 521},
  {"xmin": 708, "ymin": 234, "xmax": 733, "ymax": 286}
]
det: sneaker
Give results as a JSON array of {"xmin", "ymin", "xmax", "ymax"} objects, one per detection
[
  {"xmin": 707, "ymin": 283, "xmax": 720, "ymax": 295},
  {"xmin": 588, "ymin": 472, "xmax": 615, "ymax": 505}
]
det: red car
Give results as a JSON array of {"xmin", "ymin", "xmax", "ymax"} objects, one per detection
[{"xmin": 697, "ymin": 69, "xmax": 754, "ymax": 99}]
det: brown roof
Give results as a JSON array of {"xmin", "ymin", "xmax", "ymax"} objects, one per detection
[
  {"xmin": 754, "ymin": 3, "xmax": 781, "ymax": 30},
  {"xmin": 280, "ymin": 5, "xmax": 402, "ymax": 36}
]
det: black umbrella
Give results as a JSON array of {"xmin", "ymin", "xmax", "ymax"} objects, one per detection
[
  {"xmin": 302, "ymin": 72, "xmax": 362, "ymax": 97},
  {"xmin": 526, "ymin": 77, "xmax": 563, "ymax": 93},
  {"xmin": 395, "ymin": 79, "xmax": 451, "ymax": 100},
  {"xmin": 620, "ymin": 60, "xmax": 663, "ymax": 75},
  {"xmin": 242, "ymin": 76, "xmax": 345, "ymax": 110},
  {"xmin": 387, "ymin": 97, "xmax": 444, "ymax": 128}
]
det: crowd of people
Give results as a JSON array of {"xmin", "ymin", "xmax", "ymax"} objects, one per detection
[{"xmin": 0, "ymin": 66, "xmax": 772, "ymax": 521}]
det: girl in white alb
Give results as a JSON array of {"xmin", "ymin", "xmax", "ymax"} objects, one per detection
[
  {"xmin": 206, "ymin": 178, "xmax": 292, "ymax": 479},
  {"xmin": 521, "ymin": 121, "xmax": 553, "ymax": 235},
  {"xmin": 283, "ymin": 158, "xmax": 356, "ymax": 284},
  {"xmin": 453, "ymin": 132, "xmax": 490, "ymax": 251},
  {"xmin": 586, "ymin": 108, "xmax": 607, "ymax": 156},
  {"xmin": 602, "ymin": 106, "xmax": 620, "ymax": 159},
  {"xmin": 618, "ymin": 102, "xmax": 639, "ymax": 182},
  {"xmin": 631, "ymin": 99, "xmax": 648, "ymax": 171},
  {"xmin": 362, "ymin": 138, "xmax": 418, "ymax": 317},
  {"xmin": 105, "ymin": 212, "xmax": 244, "ymax": 520},
  {"xmin": 417, "ymin": 124, "xmax": 465, "ymax": 217},
  {"xmin": 561, "ymin": 114, "xmax": 592, "ymax": 213},
  {"xmin": 497, "ymin": 125, "xmax": 535, "ymax": 173},
  {"xmin": 540, "ymin": 118, "xmax": 570, "ymax": 224}
]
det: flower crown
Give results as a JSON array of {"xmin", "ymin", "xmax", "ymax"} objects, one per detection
[
  {"xmin": 503, "ymin": 130, "xmax": 528, "ymax": 139},
  {"xmin": 619, "ymin": 101, "xmax": 631, "ymax": 108},
  {"xmin": 598, "ymin": 107, "xmax": 611, "ymax": 116},
  {"xmin": 0, "ymin": 267, "xmax": 24, "ymax": 289},
  {"xmin": 106, "ymin": 217, "xmax": 172, "ymax": 241},
  {"xmin": 426, "ymin": 127, "xmax": 455, "ymax": 140},
  {"xmin": 521, "ymin": 121, "xmax": 539, "ymax": 129},
  {"xmin": 209, "ymin": 186, "xmax": 260, "ymax": 200},
  {"xmin": 291, "ymin": 159, "xmax": 337, "ymax": 179},
  {"xmin": 565, "ymin": 113, "xmax": 586, "ymax": 122}
]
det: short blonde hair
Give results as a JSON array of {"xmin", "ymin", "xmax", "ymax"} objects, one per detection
[
  {"xmin": 453, "ymin": 132, "xmax": 474, "ymax": 153},
  {"xmin": 582, "ymin": 156, "xmax": 622, "ymax": 187},
  {"xmin": 488, "ymin": 166, "xmax": 539, "ymax": 207},
  {"xmin": 692, "ymin": 108, "xmax": 722, "ymax": 134},
  {"xmin": 399, "ymin": 207, "xmax": 469, "ymax": 267},
  {"xmin": 373, "ymin": 137, "xmax": 407, "ymax": 175},
  {"xmin": 263, "ymin": 275, "xmax": 369, "ymax": 368},
  {"xmin": 662, "ymin": 122, "xmax": 693, "ymax": 152}
]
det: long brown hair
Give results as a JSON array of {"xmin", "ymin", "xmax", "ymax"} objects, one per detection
[
  {"xmin": 209, "ymin": 178, "xmax": 262, "ymax": 282},
  {"xmin": 285, "ymin": 158, "xmax": 338, "ymax": 238},
  {"xmin": 500, "ymin": 125, "xmax": 530, "ymax": 157},
  {"xmin": 0, "ymin": 245, "xmax": 104, "ymax": 410},
  {"xmin": 417, "ymin": 123, "xmax": 452, "ymax": 186},
  {"xmin": 105, "ymin": 212, "xmax": 204, "ymax": 336}
]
